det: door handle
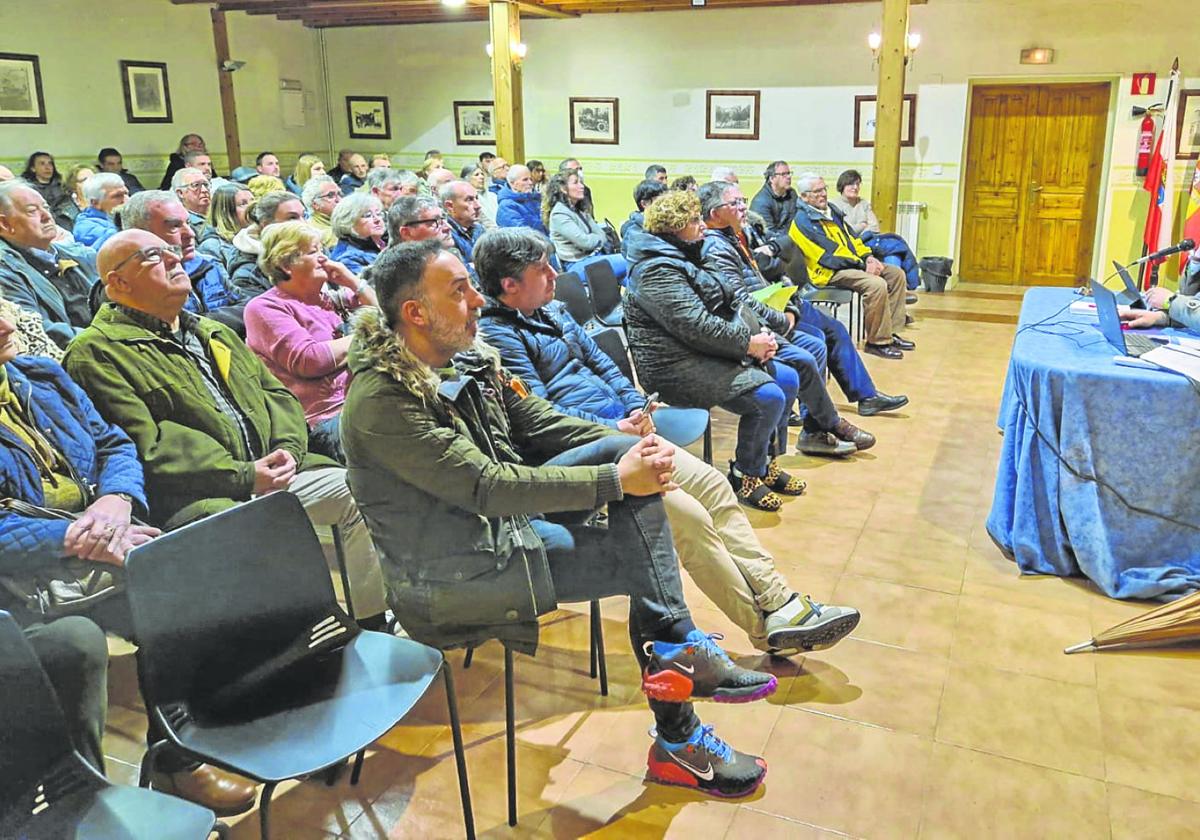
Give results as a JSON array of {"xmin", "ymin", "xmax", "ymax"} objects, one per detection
[{"xmin": 1030, "ymin": 184, "xmax": 1043, "ymax": 192}]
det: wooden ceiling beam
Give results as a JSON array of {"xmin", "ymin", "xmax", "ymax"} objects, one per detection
[
  {"xmin": 464, "ymin": 0, "xmax": 577, "ymax": 20},
  {"xmin": 290, "ymin": 7, "xmax": 490, "ymax": 24},
  {"xmin": 236, "ymin": 1, "xmax": 449, "ymax": 16}
]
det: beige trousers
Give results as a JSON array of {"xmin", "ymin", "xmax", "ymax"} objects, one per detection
[
  {"xmin": 829, "ymin": 264, "xmax": 908, "ymax": 345},
  {"xmin": 663, "ymin": 447, "xmax": 795, "ymax": 648}
]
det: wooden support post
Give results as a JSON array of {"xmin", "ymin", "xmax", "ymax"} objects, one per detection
[
  {"xmin": 210, "ymin": 8, "xmax": 243, "ymax": 170},
  {"xmin": 870, "ymin": 0, "xmax": 909, "ymax": 233},
  {"xmin": 489, "ymin": 1, "xmax": 525, "ymax": 165}
]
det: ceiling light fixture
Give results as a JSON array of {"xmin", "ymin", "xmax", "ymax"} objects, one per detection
[{"xmin": 442, "ymin": 0, "xmax": 467, "ymax": 7}]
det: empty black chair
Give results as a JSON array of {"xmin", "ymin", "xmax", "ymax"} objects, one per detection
[
  {"xmin": 582, "ymin": 259, "xmax": 624, "ymax": 328},
  {"xmin": 124, "ymin": 493, "xmax": 474, "ymax": 840},
  {"xmin": 553, "ymin": 271, "xmax": 596, "ymax": 330},
  {"xmin": 0, "ymin": 611, "xmax": 226, "ymax": 839},
  {"xmin": 591, "ymin": 327, "xmax": 633, "ymax": 383}
]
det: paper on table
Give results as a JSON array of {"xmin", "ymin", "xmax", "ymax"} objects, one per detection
[{"xmin": 1142, "ymin": 345, "xmax": 1200, "ymax": 382}]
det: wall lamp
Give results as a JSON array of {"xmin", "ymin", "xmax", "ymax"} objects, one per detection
[
  {"xmin": 868, "ymin": 31, "xmax": 921, "ymax": 68},
  {"xmin": 485, "ymin": 42, "xmax": 528, "ymax": 61}
]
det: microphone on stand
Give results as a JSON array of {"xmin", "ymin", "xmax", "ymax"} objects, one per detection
[{"xmin": 1128, "ymin": 238, "xmax": 1196, "ymax": 266}]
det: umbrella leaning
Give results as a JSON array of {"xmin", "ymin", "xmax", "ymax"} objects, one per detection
[{"xmin": 1065, "ymin": 590, "xmax": 1200, "ymax": 654}]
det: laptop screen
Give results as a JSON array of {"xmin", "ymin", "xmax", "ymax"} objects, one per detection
[{"xmin": 1090, "ymin": 280, "xmax": 1128, "ymax": 354}]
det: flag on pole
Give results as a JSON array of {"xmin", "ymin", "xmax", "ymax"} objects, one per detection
[
  {"xmin": 1182, "ymin": 158, "xmax": 1200, "ymax": 274},
  {"xmin": 1141, "ymin": 58, "xmax": 1180, "ymax": 289}
]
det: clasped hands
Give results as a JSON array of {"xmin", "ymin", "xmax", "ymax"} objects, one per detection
[{"xmin": 62, "ymin": 494, "xmax": 161, "ymax": 567}]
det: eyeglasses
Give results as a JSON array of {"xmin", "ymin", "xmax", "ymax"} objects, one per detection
[
  {"xmin": 807, "ymin": 187, "xmax": 828, "ymax": 195},
  {"xmin": 317, "ymin": 191, "xmax": 341, "ymax": 201},
  {"xmin": 110, "ymin": 244, "xmax": 182, "ymax": 273},
  {"xmin": 178, "ymin": 181, "xmax": 210, "ymax": 193},
  {"xmin": 774, "ymin": 170, "xmax": 792, "ymax": 178},
  {"xmin": 403, "ymin": 216, "xmax": 448, "ymax": 228},
  {"xmin": 360, "ymin": 210, "xmax": 385, "ymax": 220},
  {"xmin": 714, "ymin": 199, "xmax": 748, "ymax": 209}
]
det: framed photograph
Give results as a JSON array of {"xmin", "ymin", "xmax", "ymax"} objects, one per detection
[
  {"xmin": 346, "ymin": 95, "xmax": 391, "ymax": 140},
  {"xmin": 569, "ymin": 97, "xmax": 619, "ymax": 145},
  {"xmin": 1176, "ymin": 89, "xmax": 1200, "ymax": 160},
  {"xmin": 0, "ymin": 52, "xmax": 46, "ymax": 124},
  {"xmin": 854, "ymin": 94, "xmax": 917, "ymax": 148},
  {"xmin": 706, "ymin": 90, "xmax": 760, "ymax": 141},
  {"xmin": 454, "ymin": 101, "xmax": 495, "ymax": 145},
  {"xmin": 119, "ymin": 60, "xmax": 172, "ymax": 124}
]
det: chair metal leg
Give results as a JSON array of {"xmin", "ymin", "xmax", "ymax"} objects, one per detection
[
  {"xmin": 211, "ymin": 820, "xmax": 232, "ymax": 838},
  {"xmin": 591, "ymin": 601, "xmax": 608, "ymax": 697},
  {"xmin": 588, "ymin": 604, "xmax": 598, "ymax": 679},
  {"xmin": 331, "ymin": 525, "xmax": 355, "ymax": 621},
  {"xmin": 702, "ymin": 420, "xmax": 713, "ymax": 465},
  {"xmin": 462, "ymin": 646, "xmax": 474, "ymax": 669},
  {"xmin": 258, "ymin": 781, "xmax": 277, "ymax": 840},
  {"xmin": 138, "ymin": 740, "xmax": 171, "ymax": 788},
  {"xmin": 442, "ymin": 661, "xmax": 476, "ymax": 840},
  {"xmin": 350, "ymin": 748, "xmax": 366, "ymax": 786},
  {"xmin": 504, "ymin": 645, "xmax": 517, "ymax": 827}
]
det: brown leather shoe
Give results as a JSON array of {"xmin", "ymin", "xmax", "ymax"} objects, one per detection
[
  {"xmin": 149, "ymin": 764, "xmax": 258, "ymax": 816},
  {"xmin": 832, "ymin": 418, "xmax": 876, "ymax": 451}
]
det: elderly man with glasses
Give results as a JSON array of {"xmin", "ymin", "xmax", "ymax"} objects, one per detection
[
  {"xmin": 386, "ymin": 195, "xmax": 454, "ymax": 251},
  {"xmin": 171, "ymin": 167, "xmax": 212, "ymax": 240},
  {"xmin": 301, "ymin": 175, "xmax": 342, "ymax": 249}
]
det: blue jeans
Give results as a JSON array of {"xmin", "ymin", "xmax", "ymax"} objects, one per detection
[
  {"xmin": 534, "ymin": 435, "xmax": 699, "ymax": 741},
  {"xmin": 565, "ymin": 253, "xmax": 629, "ymax": 285},
  {"xmin": 794, "ymin": 300, "xmax": 877, "ymax": 403},
  {"xmin": 308, "ymin": 415, "xmax": 345, "ymax": 463},
  {"xmin": 772, "ymin": 338, "xmax": 839, "ymax": 434},
  {"xmin": 720, "ymin": 361, "xmax": 799, "ymax": 477}
]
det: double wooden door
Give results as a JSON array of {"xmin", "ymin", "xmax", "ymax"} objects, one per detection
[{"xmin": 960, "ymin": 82, "xmax": 1110, "ymax": 286}]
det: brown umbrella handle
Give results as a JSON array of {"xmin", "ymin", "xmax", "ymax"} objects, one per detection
[{"xmin": 1063, "ymin": 640, "xmax": 1098, "ymax": 654}]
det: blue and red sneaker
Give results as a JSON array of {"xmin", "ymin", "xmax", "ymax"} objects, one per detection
[
  {"xmin": 646, "ymin": 724, "xmax": 767, "ymax": 798},
  {"xmin": 641, "ymin": 630, "xmax": 777, "ymax": 703}
]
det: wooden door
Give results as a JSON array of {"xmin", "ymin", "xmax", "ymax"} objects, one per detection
[{"xmin": 960, "ymin": 82, "xmax": 1110, "ymax": 286}]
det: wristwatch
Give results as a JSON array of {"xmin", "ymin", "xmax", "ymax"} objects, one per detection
[{"xmin": 113, "ymin": 492, "xmax": 134, "ymax": 505}]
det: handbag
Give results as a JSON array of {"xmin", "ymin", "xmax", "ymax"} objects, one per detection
[{"xmin": 0, "ymin": 497, "xmax": 125, "ymax": 618}]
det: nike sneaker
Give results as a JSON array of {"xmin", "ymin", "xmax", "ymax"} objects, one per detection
[
  {"xmin": 646, "ymin": 724, "xmax": 767, "ymax": 798},
  {"xmin": 763, "ymin": 595, "xmax": 860, "ymax": 652},
  {"xmin": 641, "ymin": 630, "xmax": 777, "ymax": 703}
]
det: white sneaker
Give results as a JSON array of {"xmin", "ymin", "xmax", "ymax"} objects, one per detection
[{"xmin": 763, "ymin": 595, "xmax": 860, "ymax": 652}]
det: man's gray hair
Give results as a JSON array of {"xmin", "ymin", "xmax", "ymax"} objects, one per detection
[
  {"xmin": 331, "ymin": 192, "xmax": 382, "ymax": 240},
  {"xmin": 365, "ymin": 167, "xmax": 401, "ymax": 190},
  {"xmin": 794, "ymin": 171, "xmax": 823, "ymax": 194},
  {"xmin": 438, "ymin": 180, "xmax": 473, "ymax": 205},
  {"xmin": 506, "ymin": 165, "xmax": 530, "ymax": 187},
  {"xmin": 697, "ymin": 181, "xmax": 737, "ymax": 220},
  {"xmin": 472, "ymin": 227, "xmax": 555, "ymax": 300},
  {"xmin": 711, "ymin": 166, "xmax": 738, "ymax": 183},
  {"xmin": 183, "ymin": 150, "xmax": 209, "ymax": 165},
  {"xmin": 170, "ymin": 167, "xmax": 204, "ymax": 191},
  {"xmin": 120, "ymin": 190, "xmax": 181, "ymax": 231},
  {"xmin": 301, "ymin": 175, "xmax": 337, "ymax": 209},
  {"xmin": 83, "ymin": 172, "xmax": 126, "ymax": 204},
  {"xmin": 0, "ymin": 179, "xmax": 37, "ymax": 214},
  {"xmin": 387, "ymin": 195, "xmax": 439, "ymax": 241}
]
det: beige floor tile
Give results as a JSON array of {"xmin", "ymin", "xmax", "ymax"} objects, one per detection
[
  {"xmin": 845, "ymin": 528, "xmax": 968, "ymax": 595},
  {"xmin": 756, "ymin": 708, "xmax": 932, "ymax": 838},
  {"xmin": 832, "ymin": 574, "xmax": 959, "ymax": 656},
  {"xmin": 1100, "ymin": 695, "xmax": 1200, "ymax": 802},
  {"xmin": 786, "ymin": 638, "xmax": 949, "ymax": 737},
  {"xmin": 951, "ymin": 594, "xmax": 1097, "ymax": 685},
  {"xmin": 1094, "ymin": 647, "xmax": 1200, "ymax": 712},
  {"xmin": 1107, "ymin": 783, "xmax": 1200, "ymax": 840},
  {"xmin": 936, "ymin": 662, "xmax": 1104, "ymax": 778},
  {"xmin": 726, "ymin": 807, "xmax": 850, "ymax": 839},
  {"xmin": 918, "ymin": 742, "xmax": 1108, "ymax": 839}
]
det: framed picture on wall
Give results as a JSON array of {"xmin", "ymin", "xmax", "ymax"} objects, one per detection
[
  {"xmin": 706, "ymin": 90, "xmax": 760, "ymax": 140},
  {"xmin": 0, "ymin": 52, "xmax": 46, "ymax": 124},
  {"xmin": 569, "ymin": 97, "xmax": 619, "ymax": 145},
  {"xmin": 1177, "ymin": 89, "xmax": 1200, "ymax": 160},
  {"xmin": 119, "ymin": 60, "xmax": 172, "ymax": 124},
  {"xmin": 346, "ymin": 96, "xmax": 391, "ymax": 140},
  {"xmin": 454, "ymin": 101, "xmax": 495, "ymax": 145},
  {"xmin": 854, "ymin": 94, "xmax": 917, "ymax": 148}
]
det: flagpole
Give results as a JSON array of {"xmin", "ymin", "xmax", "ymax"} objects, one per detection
[{"xmin": 1147, "ymin": 58, "xmax": 1180, "ymax": 288}]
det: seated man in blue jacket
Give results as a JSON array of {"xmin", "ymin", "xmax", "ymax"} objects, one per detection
[
  {"xmin": 439, "ymin": 180, "xmax": 486, "ymax": 269},
  {"xmin": 72, "ymin": 173, "xmax": 128, "ymax": 249},
  {"xmin": 495, "ymin": 164, "xmax": 546, "ymax": 233},
  {"xmin": 0, "ymin": 307, "xmax": 257, "ymax": 816},
  {"xmin": 0, "ymin": 181, "xmax": 99, "ymax": 349},
  {"xmin": 475, "ymin": 227, "xmax": 860, "ymax": 658}
]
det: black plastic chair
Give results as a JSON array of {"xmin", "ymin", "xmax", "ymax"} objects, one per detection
[
  {"xmin": 582, "ymin": 260, "xmax": 624, "ymax": 328},
  {"xmin": 801, "ymin": 283, "xmax": 862, "ymax": 344},
  {"xmin": 0, "ymin": 612, "xmax": 227, "ymax": 839},
  {"xmin": 591, "ymin": 327, "xmax": 634, "ymax": 383},
  {"xmin": 124, "ymin": 493, "xmax": 475, "ymax": 840},
  {"xmin": 553, "ymin": 271, "xmax": 596, "ymax": 330}
]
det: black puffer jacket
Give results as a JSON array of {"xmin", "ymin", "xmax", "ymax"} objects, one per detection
[
  {"xmin": 749, "ymin": 184, "xmax": 798, "ymax": 237},
  {"xmin": 624, "ymin": 227, "xmax": 771, "ymax": 410},
  {"xmin": 27, "ymin": 178, "xmax": 79, "ymax": 230}
]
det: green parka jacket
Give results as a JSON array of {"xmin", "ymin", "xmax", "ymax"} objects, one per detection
[{"xmin": 340, "ymin": 307, "xmax": 623, "ymax": 654}]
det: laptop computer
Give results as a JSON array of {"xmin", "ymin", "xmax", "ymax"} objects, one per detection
[
  {"xmin": 1110, "ymin": 261, "xmax": 1147, "ymax": 309},
  {"xmin": 1090, "ymin": 279, "xmax": 1164, "ymax": 357}
]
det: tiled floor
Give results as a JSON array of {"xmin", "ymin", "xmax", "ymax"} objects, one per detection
[{"xmin": 100, "ymin": 284, "xmax": 1200, "ymax": 838}]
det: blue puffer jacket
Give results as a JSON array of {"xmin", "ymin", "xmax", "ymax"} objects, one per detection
[
  {"xmin": 447, "ymin": 218, "xmax": 485, "ymax": 267},
  {"xmin": 496, "ymin": 187, "xmax": 546, "ymax": 233},
  {"xmin": 339, "ymin": 174, "xmax": 365, "ymax": 196},
  {"xmin": 478, "ymin": 299, "xmax": 642, "ymax": 427},
  {"xmin": 330, "ymin": 236, "xmax": 382, "ymax": 276},
  {"xmin": 71, "ymin": 208, "xmax": 119, "ymax": 249},
  {"xmin": 0, "ymin": 357, "xmax": 148, "ymax": 574},
  {"xmin": 196, "ymin": 228, "xmax": 240, "ymax": 273}
]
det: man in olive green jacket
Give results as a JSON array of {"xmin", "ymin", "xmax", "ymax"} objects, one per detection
[
  {"xmin": 340, "ymin": 241, "xmax": 776, "ymax": 799},
  {"xmin": 63, "ymin": 229, "xmax": 386, "ymax": 625}
]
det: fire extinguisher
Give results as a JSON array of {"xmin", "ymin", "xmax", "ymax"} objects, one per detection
[{"xmin": 1136, "ymin": 114, "xmax": 1155, "ymax": 177}]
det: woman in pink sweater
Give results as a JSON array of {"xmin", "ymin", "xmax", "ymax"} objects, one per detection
[{"xmin": 244, "ymin": 221, "xmax": 379, "ymax": 462}]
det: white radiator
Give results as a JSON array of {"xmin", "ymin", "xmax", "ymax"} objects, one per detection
[{"xmin": 895, "ymin": 201, "xmax": 925, "ymax": 250}]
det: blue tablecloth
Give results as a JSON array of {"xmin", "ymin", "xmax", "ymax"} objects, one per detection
[{"xmin": 986, "ymin": 287, "xmax": 1200, "ymax": 600}]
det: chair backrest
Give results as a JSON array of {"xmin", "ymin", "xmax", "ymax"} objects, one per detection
[
  {"xmin": 583, "ymin": 259, "xmax": 622, "ymax": 320},
  {"xmin": 776, "ymin": 236, "xmax": 811, "ymax": 287},
  {"xmin": 0, "ymin": 611, "xmax": 74, "ymax": 808},
  {"xmin": 124, "ymin": 493, "xmax": 349, "ymax": 714},
  {"xmin": 591, "ymin": 327, "xmax": 634, "ymax": 384},
  {"xmin": 553, "ymin": 271, "xmax": 594, "ymax": 327}
]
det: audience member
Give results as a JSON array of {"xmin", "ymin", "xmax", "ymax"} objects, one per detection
[
  {"xmin": 329, "ymin": 193, "xmax": 386, "ymax": 274},
  {"xmin": 184, "ymin": 150, "xmax": 214, "ymax": 180},
  {"xmin": 789, "ymin": 173, "xmax": 912, "ymax": 359},
  {"xmin": 327, "ymin": 149, "xmax": 355, "ymax": 184},
  {"xmin": 425, "ymin": 149, "xmax": 444, "ymax": 162},
  {"xmin": 255, "ymin": 151, "xmax": 281, "ymax": 179},
  {"xmin": 338, "ymin": 153, "xmax": 369, "ymax": 196},
  {"xmin": 370, "ymin": 153, "xmax": 391, "ymax": 169},
  {"xmin": 366, "ymin": 167, "xmax": 418, "ymax": 212},
  {"xmin": 832, "ymin": 169, "xmax": 920, "ymax": 291},
  {"xmin": 475, "ymin": 228, "xmax": 861, "ymax": 654},
  {"xmin": 0, "ymin": 294, "xmax": 64, "ymax": 361},
  {"xmin": 198, "ymin": 182, "xmax": 253, "ymax": 270},
  {"xmin": 621, "ymin": 178, "xmax": 668, "ymax": 252},
  {"xmin": 558, "ymin": 157, "xmax": 595, "ymax": 207},
  {"xmin": 544, "ymin": 169, "xmax": 626, "ymax": 280},
  {"xmin": 526, "ymin": 159, "xmax": 547, "ymax": 190},
  {"xmin": 712, "ymin": 166, "xmax": 739, "ymax": 184},
  {"xmin": 624, "ymin": 190, "xmax": 800, "ymax": 511},
  {"xmin": 424, "ymin": 165, "xmax": 455, "ymax": 196},
  {"xmin": 478, "ymin": 151, "xmax": 496, "ymax": 168},
  {"xmin": 97, "ymin": 147, "xmax": 146, "ymax": 195},
  {"xmin": 245, "ymin": 221, "xmax": 377, "ymax": 462},
  {"xmin": 159, "ymin": 134, "xmax": 207, "ymax": 190},
  {"xmin": 64, "ymin": 230, "xmax": 388, "ymax": 627},
  {"xmin": 229, "ymin": 191, "xmax": 306, "ymax": 299},
  {"xmin": 671, "ymin": 175, "xmax": 698, "ymax": 193},
  {"xmin": 287, "ymin": 154, "xmax": 325, "ymax": 197},
  {"xmin": 460, "ymin": 163, "xmax": 487, "ymax": 194},
  {"xmin": 495, "ymin": 164, "xmax": 545, "ymax": 232},
  {"xmin": 750, "ymin": 160, "xmax": 798, "ymax": 237},
  {"xmin": 646, "ymin": 164, "xmax": 668, "ymax": 184},
  {"xmin": 0, "ymin": 181, "xmax": 98, "ymax": 348},
  {"xmin": 21, "ymin": 152, "xmax": 77, "ymax": 230},
  {"xmin": 479, "ymin": 156, "xmax": 508, "ymax": 230},
  {"xmin": 61, "ymin": 163, "xmax": 94, "ymax": 222},
  {"xmin": 341, "ymin": 239, "xmax": 775, "ymax": 798},
  {"xmin": 170, "ymin": 167, "xmax": 211, "ymax": 238},
  {"xmin": 438, "ymin": 181, "xmax": 485, "ymax": 272},
  {"xmin": 387, "ymin": 195, "xmax": 454, "ymax": 251},
  {"xmin": 301, "ymin": 175, "xmax": 342, "ymax": 249},
  {"xmin": 72, "ymin": 173, "xmax": 128, "ymax": 249},
  {"xmin": 247, "ymin": 174, "xmax": 285, "ymax": 200},
  {"xmin": 120, "ymin": 190, "xmax": 245, "ymax": 333}
]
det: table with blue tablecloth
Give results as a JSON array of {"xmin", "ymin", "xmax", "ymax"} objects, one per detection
[{"xmin": 986, "ymin": 287, "xmax": 1200, "ymax": 600}]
